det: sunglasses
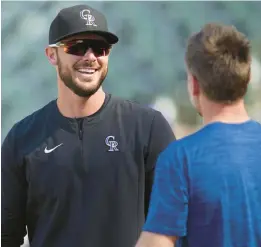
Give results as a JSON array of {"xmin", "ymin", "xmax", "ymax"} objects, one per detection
[{"xmin": 49, "ymin": 39, "xmax": 111, "ymax": 57}]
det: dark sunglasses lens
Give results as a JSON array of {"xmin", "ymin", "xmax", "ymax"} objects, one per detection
[
  {"xmin": 65, "ymin": 43, "xmax": 86, "ymax": 56},
  {"xmin": 92, "ymin": 44, "xmax": 110, "ymax": 56},
  {"xmin": 65, "ymin": 41, "xmax": 110, "ymax": 57}
]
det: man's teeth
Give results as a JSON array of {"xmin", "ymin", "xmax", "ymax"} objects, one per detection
[{"xmin": 77, "ymin": 68, "xmax": 96, "ymax": 74}]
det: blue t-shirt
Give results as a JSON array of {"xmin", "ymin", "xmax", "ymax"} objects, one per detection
[{"xmin": 143, "ymin": 120, "xmax": 261, "ymax": 247}]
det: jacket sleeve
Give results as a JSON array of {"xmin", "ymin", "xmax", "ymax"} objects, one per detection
[
  {"xmin": 1, "ymin": 126, "xmax": 27, "ymax": 247},
  {"xmin": 144, "ymin": 111, "xmax": 176, "ymax": 217}
]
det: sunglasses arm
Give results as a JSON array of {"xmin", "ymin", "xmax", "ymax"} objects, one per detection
[{"xmin": 49, "ymin": 43, "xmax": 62, "ymax": 48}]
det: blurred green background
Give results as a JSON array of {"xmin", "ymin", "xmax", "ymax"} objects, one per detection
[
  {"xmin": 1, "ymin": 2, "xmax": 261, "ymax": 246},
  {"xmin": 2, "ymin": 1, "xmax": 261, "ymax": 143}
]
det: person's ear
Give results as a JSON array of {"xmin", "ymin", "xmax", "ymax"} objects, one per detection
[{"xmin": 45, "ymin": 47, "xmax": 58, "ymax": 66}]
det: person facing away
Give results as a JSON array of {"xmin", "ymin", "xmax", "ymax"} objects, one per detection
[
  {"xmin": 135, "ymin": 23, "xmax": 261, "ymax": 247},
  {"xmin": 1, "ymin": 4, "xmax": 176, "ymax": 247}
]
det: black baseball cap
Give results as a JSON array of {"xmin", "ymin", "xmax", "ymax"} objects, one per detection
[{"xmin": 49, "ymin": 4, "xmax": 118, "ymax": 45}]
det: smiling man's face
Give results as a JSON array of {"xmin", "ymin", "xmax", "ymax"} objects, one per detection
[{"xmin": 55, "ymin": 33, "xmax": 111, "ymax": 97}]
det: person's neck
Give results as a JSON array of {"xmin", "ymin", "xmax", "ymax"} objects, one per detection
[
  {"xmin": 201, "ymin": 98, "xmax": 250, "ymax": 125},
  {"xmin": 57, "ymin": 88, "xmax": 106, "ymax": 118}
]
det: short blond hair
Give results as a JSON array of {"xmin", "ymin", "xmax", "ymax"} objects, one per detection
[{"xmin": 185, "ymin": 23, "xmax": 251, "ymax": 104}]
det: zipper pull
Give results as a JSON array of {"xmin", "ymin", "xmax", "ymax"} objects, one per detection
[{"xmin": 79, "ymin": 129, "xmax": 83, "ymax": 140}]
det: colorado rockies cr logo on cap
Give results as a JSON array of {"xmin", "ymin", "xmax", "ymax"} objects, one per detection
[
  {"xmin": 105, "ymin": 136, "xmax": 119, "ymax": 152},
  {"xmin": 80, "ymin": 9, "xmax": 97, "ymax": 27}
]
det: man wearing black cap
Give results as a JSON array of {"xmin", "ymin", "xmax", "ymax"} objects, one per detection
[{"xmin": 1, "ymin": 4, "xmax": 176, "ymax": 247}]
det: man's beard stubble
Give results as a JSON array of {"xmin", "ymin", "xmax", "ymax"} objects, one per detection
[{"xmin": 57, "ymin": 54, "xmax": 108, "ymax": 98}]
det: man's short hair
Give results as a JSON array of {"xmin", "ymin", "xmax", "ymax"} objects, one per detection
[{"xmin": 185, "ymin": 23, "xmax": 251, "ymax": 104}]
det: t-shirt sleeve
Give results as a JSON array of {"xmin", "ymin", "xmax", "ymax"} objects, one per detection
[
  {"xmin": 145, "ymin": 111, "xmax": 176, "ymax": 172},
  {"xmin": 143, "ymin": 143, "xmax": 189, "ymax": 237}
]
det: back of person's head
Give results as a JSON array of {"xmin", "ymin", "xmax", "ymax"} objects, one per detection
[{"xmin": 185, "ymin": 23, "xmax": 251, "ymax": 104}]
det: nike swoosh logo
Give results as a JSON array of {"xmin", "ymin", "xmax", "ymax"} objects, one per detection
[{"xmin": 44, "ymin": 143, "xmax": 63, "ymax": 154}]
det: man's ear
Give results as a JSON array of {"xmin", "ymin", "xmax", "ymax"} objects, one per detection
[
  {"xmin": 45, "ymin": 47, "xmax": 58, "ymax": 66},
  {"xmin": 191, "ymin": 74, "xmax": 200, "ymax": 96},
  {"xmin": 247, "ymin": 67, "xmax": 251, "ymax": 84}
]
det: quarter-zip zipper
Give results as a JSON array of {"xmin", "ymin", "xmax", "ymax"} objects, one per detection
[
  {"xmin": 77, "ymin": 119, "xmax": 84, "ymax": 169},
  {"xmin": 77, "ymin": 118, "xmax": 84, "ymax": 140},
  {"xmin": 79, "ymin": 124, "xmax": 84, "ymax": 140}
]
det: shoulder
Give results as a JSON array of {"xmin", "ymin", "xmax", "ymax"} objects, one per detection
[
  {"xmin": 109, "ymin": 95, "xmax": 164, "ymax": 122},
  {"xmin": 3, "ymin": 100, "xmax": 56, "ymax": 149},
  {"xmin": 158, "ymin": 127, "xmax": 208, "ymax": 160}
]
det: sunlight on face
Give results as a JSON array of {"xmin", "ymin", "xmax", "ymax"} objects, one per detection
[{"xmin": 56, "ymin": 33, "xmax": 111, "ymax": 97}]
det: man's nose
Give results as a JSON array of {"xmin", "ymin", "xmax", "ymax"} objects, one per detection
[{"xmin": 82, "ymin": 48, "xmax": 97, "ymax": 62}]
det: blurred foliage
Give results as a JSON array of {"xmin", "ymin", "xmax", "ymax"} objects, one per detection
[{"xmin": 2, "ymin": 1, "xmax": 261, "ymax": 141}]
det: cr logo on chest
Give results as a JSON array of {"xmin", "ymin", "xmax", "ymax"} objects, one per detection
[{"xmin": 105, "ymin": 136, "xmax": 119, "ymax": 152}]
